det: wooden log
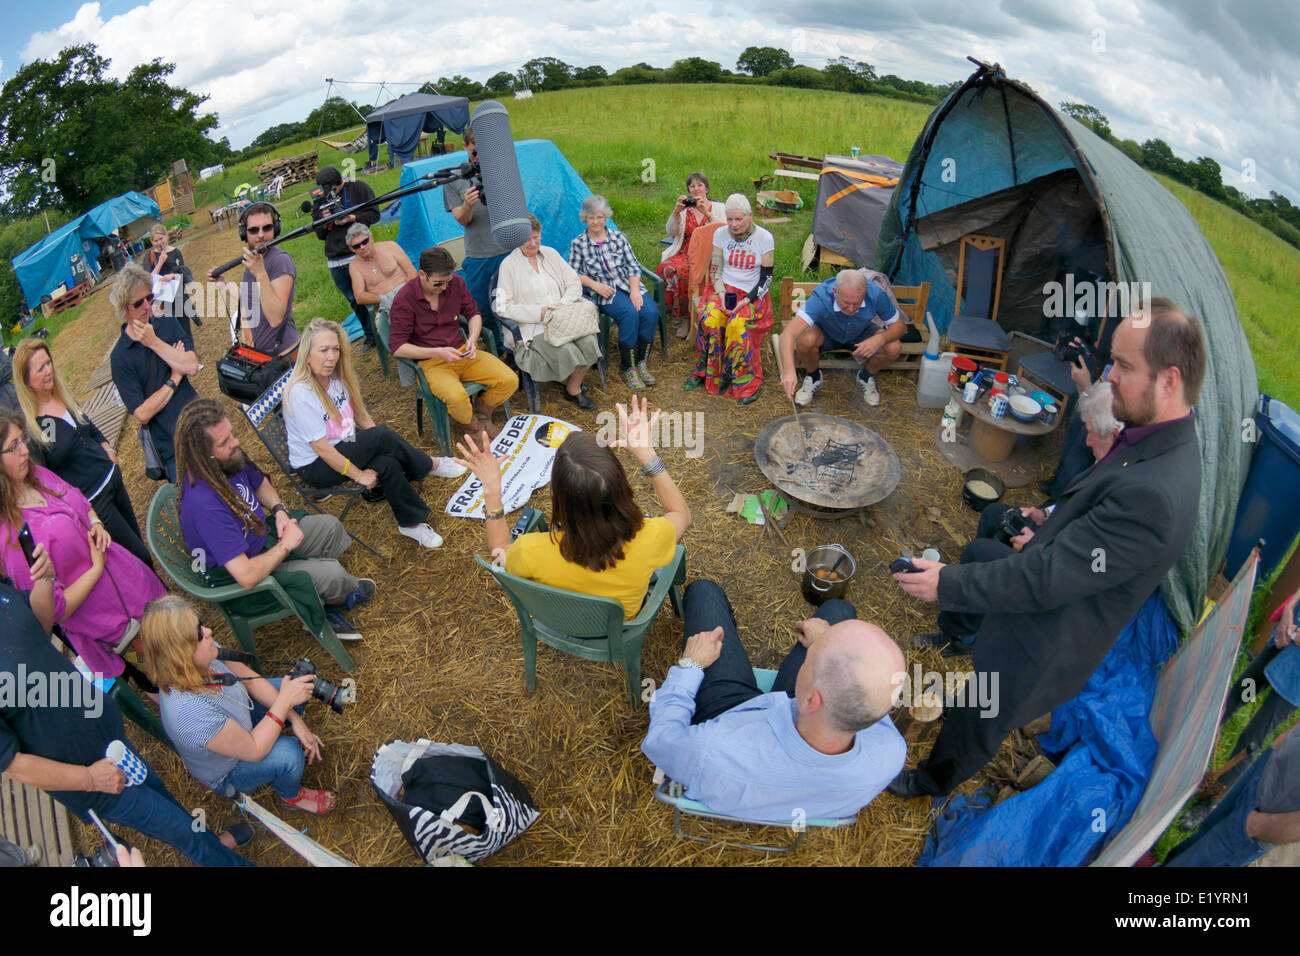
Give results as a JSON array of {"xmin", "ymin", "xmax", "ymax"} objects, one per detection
[{"xmin": 1014, "ymin": 754, "xmax": 1056, "ymax": 790}]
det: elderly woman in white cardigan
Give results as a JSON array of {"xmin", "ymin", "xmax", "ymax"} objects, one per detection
[
  {"xmin": 657, "ymin": 171, "xmax": 725, "ymax": 338},
  {"xmin": 494, "ymin": 213, "xmax": 602, "ymax": 411}
]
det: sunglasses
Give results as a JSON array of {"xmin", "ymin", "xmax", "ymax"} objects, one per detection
[
  {"xmin": 131, "ymin": 292, "xmax": 155, "ymax": 309},
  {"xmin": 350, "ymin": 237, "xmax": 371, "ymax": 251},
  {"xmin": 195, "ymin": 620, "xmax": 210, "ymax": 644},
  {"xmin": 246, "ymin": 224, "xmax": 275, "ymax": 235},
  {"xmin": 425, "ymin": 277, "xmax": 452, "ymax": 289}
]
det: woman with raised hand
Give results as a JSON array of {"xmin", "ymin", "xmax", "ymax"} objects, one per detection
[
  {"xmin": 141, "ymin": 595, "xmax": 335, "ymax": 815},
  {"xmin": 11, "ymin": 338, "xmax": 153, "ymax": 568},
  {"xmin": 282, "ymin": 318, "xmax": 463, "ymax": 551},
  {"xmin": 456, "ymin": 395, "xmax": 690, "ymax": 618}
]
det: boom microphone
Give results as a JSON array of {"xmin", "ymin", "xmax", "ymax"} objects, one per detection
[{"xmin": 469, "ymin": 100, "xmax": 531, "ymax": 249}]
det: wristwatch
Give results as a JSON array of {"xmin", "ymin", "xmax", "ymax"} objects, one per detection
[
  {"xmin": 269, "ymin": 503, "xmax": 287, "ymax": 520},
  {"xmin": 676, "ymin": 657, "xmax": 702, "ymax": 671},
  {"xmin": 163, "ymin": 379, "xmax": 177, "ymax": 390}
]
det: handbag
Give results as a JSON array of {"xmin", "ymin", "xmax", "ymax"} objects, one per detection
[
  {"xmin": 217, "ymin": 304, "xmax": 297, "ymax": 403},
  {"xmin": 371, "ymin": 739, "xmax": 539, "ymax": 865},
  {"xmin": 543, "ymin": 299, "xmax": 599, "ymax": 348}
]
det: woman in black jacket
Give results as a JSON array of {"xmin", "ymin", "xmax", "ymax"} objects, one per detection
[
  {"xmin": 12, "ymin": 338, "xmax": 153, "ymax": 568},
  {"xmin": 147, "ymin": 222, "xmax": 201, "ymax": 336}
]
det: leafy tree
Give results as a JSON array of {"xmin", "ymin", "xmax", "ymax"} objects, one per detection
[
  {"xmin": 249, "ymin": 122, "xmax": 305, "ymax": 151},
  {"xmin": 1189, "ymin": 156, "xmax": 1226, "ymax": 199},
  {"xmin": 1115, "ymin": 138, "xmax": 1143, "ymax": 165},
  {"xmin": 486, "ymin": 71, "xmax": 515, "ymax": 94},
  {"xmin": 823, "ymin": 56, "xmax": 876, "ymax": 93},
  {"xmin": 519, "ymin": 57, "xmax": 573, "ymax": 91},
  {"xmin": 610, "ymin": 63, "xmax": 665, "ymax": 85},
  {"xmin": 573, "ymin": 65, "xmax": 608, "ymax": 82},
  {"xmin": 0, "ymin": 210, "xmax": 73, "ymax": 326},
  {"xmin": 668, "ymin": 58, "xmax": 722, "ymax": 83},
  {"xmin": 0, "ymin": 44, "xmax": 224, "ymax": 216},
  {"xmin": 1060, "ymin": 101, "xmax": 1112, "ymax": 139},
  {"xmin": 769, "ymin": 66, "xmax": 826, "ymax": 89},
  {"xmin": 436, "ymin": 75, "xmax": 484, "ymax": 97},
  {"xmin": 737, "ymin": 46, "xmax": 793, "ymax": 77},
  {"xmin": 305, "ymin": 96, "xmax": 364, "ymax": 136}
]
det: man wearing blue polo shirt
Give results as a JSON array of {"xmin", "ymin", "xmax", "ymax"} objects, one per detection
[{"xmin": 778, "ymin": 268, "xmax": 904, "ymax": 408}]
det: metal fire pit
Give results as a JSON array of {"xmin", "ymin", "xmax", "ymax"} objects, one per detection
[{"xmin": 754, "ymin": 414, "xmax": 901, "ymax": 518}]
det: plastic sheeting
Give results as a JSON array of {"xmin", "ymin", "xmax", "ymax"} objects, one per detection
[
  {"xmin": 810, "ymin": 154, "xmax": 901, "ymax": 266},
  {"xmin": 918, "ymin": 591, "xmax": 1178, "ymax": 866},
  {"xmin": 366, "ymin": 92, "xmax": 470, "ymax": 165},
  {"xmin": 12, "ymin": 191, "xmax": 160, "ymax": 306},
  {"xmin": 395, "ymin": 140, "xmax": 597, "ymax": 266},
  {"xmin": 876, "ymin": 64, "xmax": 1257, "ymax": 634}
]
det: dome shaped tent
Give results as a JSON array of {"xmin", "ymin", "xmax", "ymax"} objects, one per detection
[{"xmin": 877, "ymin": 61, "xmax": 1258, "ymax": 632}]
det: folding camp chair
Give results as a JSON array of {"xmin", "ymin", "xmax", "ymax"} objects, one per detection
[
  {"xmin": 475, "ymin": 546, "xmax": 685, "ymax": 708},
  {"xmin": 146, "ymin": 483, "xmax": 355, "ymax": 673},
  {"xmin": 652, "ymin": 668, "xmax": 858, "ymax": 852},
  {"xmin": 949, "ymin": 234, "xmax": 1012, "ymax": 371}
]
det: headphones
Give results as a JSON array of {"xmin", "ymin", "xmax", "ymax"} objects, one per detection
[{"xmin": 238, "ymin": 201, "xmax": 282, "ymax": 242}]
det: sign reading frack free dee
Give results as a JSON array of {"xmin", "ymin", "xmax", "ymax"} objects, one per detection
[{"xmin": 445, "ymin": 414, "xmax": 579, "ymax": 519}]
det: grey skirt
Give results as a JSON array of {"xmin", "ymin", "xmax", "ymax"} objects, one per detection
[{"xmin": 514, "ymin": 333, "xmax": 602, "ymax": 383}]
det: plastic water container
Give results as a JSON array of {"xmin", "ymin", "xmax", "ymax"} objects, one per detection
[{"xmin": 916, "ymin": 313, "xmax": 951, "ymax": 408}]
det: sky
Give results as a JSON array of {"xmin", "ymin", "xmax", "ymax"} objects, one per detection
[{"xmin": 2, "ymin": 0, "xmax": 1298, "ymax": 201}]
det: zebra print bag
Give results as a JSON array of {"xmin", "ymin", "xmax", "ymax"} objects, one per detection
[{"xmin": 370, "ymin": 740, "xmax": 539, "ymax": 865}]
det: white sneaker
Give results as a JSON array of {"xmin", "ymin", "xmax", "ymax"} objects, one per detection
[
  {"xmin": 856, "ymin": 370, "xmax": 881, "ymax": 407},
  {"xmin": 399, "ymin": 523, "xmax": 444, "ymax": 549},
  {"xmin": 431, "ymin": 457, "xmax": 468, "ymax": 479},
  {"xmin": 794, "ymin": 373, "xmax": 823, "ymax": 407}
]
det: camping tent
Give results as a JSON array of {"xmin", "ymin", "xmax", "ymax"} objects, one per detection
[
  {"xmin": 12, "ymin": 191, "xmax": 160, "ymax": 307},
  {"xmin": 811, "ymin": 154, "xmax": 903, "ymax": 266},
  {"xmin": 366, "ymin": 93, "xmax": 470, "ymax": 166},
  {"xmin": 876, "ymin": 62, "xmax": 1258, "ymax": 633},
  {"xmin": 395, "ymin": 139, "xmax": 596, "ymax": 264}
]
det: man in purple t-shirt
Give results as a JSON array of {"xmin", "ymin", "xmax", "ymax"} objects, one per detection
[
  {"xmin": 174, "ymin": 399, "xmax": 372, "ymax": 640},
  {"xmin": 207, "ymin": 202, "xmax": 299, "ymax": 357}
]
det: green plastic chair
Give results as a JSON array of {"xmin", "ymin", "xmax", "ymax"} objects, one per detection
[
  {"xmin": 474, "ymin": 543, "xmax": 685, "ymax": 708},
  {"xmin": 651, "ymin": 668, "xmax": 859, "ymax": 852},
  {"xmin": 376, "ymin": 310, "xmax": 510, "ymax": 456},
  {"xmin": 146, "ymin": 483, "xmax": 355, "ymax": 673},
  {"xmin": 591, "ymin": 266, "xmax": 669, "ymax": 389}
]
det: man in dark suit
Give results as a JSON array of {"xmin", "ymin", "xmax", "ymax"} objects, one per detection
[{"xmin": 889, "ymin": 299, "xmax": 1207, "ymax": 798}]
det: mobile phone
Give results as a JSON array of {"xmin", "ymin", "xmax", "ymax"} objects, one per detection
[
  {"xmin": 890, "ymin": 556, "xmax": 920, "ymax": 574},
  {"xmin": 724, "ymin": 291, "xmax": 738, "ymax": 310},
  {"xmin": 87, "ymin": 809, "xmax": 122, "ymax": 860},
  {"xmin": 17, "ymin": 522, "xmax": 38, "ymax": 566}
]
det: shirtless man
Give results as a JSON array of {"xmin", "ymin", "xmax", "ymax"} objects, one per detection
[{"xmin": 347, "ymin": 222, "xmax": 417, "ymax": 319}]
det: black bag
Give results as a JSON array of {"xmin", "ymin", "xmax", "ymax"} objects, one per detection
[
  {"xmin": 217, "ymin": 306, "xmax": 296, "ymax": 403},
  {"xmin": 371, "ymin": 740, "xmax": 540, "ymax": 865}
]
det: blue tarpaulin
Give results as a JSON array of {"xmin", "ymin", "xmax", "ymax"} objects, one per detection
[
  {"xmin": 12, "ymin": 191, "xmax": 160, "ymax": 306},
  {"xmin": 918, "ymin": 591, "xmax": 1179, "ymax": 866},
  {"xmin": 395, "ymin": 140, "xmax": 596, "ymax": 265},
  {"xmin": 366, "ymin": 93, "xmax": 470, "ymax": 166}
]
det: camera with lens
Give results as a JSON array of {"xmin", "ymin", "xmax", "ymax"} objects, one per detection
[
  {"xmin": 289, "ymin": 658, "xmax": 347, "ymax": 715},
  {"xmin": 305, "ymin": 186, "xmax": 343, "ymax": 221},
  {"xmin": 681, "ymin": 197, "xmax": 697, "ymax": 208},
  {"xmin": 999, "ymin": 509, "xmax": 1030, "ymax": 539}
]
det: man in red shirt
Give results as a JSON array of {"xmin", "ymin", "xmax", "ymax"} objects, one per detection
[{"xmin": 388, "ymin": 246, "xmax": 518, "ymax": 438}]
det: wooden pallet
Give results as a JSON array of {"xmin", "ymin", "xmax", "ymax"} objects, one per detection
[
  {"xmin": 45, "ymin": 280, "xmax": 94, "ymax": 316},
  {"xmin": 83, "ymin": 382, "xmax": 129, "ymax": 448},
  {"xmin": 254, "ymin": 150, "xmax": 318, "ymax": 188},
  {"xmin": 1, "ymin": 777, "xmax": 78, "ymax": 867}
]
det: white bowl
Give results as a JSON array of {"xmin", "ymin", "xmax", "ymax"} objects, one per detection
[{"xmin": 1008, "ymin": 394, "xmax": 1042, "ymax": 422}]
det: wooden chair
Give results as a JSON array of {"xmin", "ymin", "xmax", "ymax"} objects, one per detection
[
  {"xmin": 1, "ymin": 777, "xmax": 76, "ymax": 867},
  {"xmin": 775, "ymin": 275, "xmax": 930, "ymax": 373},
  {"xmin": 948, "ymin": 234, "xmax": 1011, "ymax": 370}
]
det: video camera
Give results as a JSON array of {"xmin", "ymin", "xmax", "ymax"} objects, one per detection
[{"xmin": 304, "ymin": 186, "xmax": 343, "ymax": 221}]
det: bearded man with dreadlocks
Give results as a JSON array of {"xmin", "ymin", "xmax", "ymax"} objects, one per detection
[{"xmin": 173, "ymin": 399, "xmax": 374, "ymax": 641}]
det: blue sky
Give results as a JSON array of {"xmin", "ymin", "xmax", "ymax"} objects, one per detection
[{"xmin": 3, "ymin": 0, "xmax": 1298, "ymax": 201}]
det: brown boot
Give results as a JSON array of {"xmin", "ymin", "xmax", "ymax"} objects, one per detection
[{"xmin": 472, "ymin": 397, "xmax": 504, "ymax": 439}]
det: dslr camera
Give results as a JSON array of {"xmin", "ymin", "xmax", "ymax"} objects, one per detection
[
  {"xmin": 681, "ymin": 197, "xmax": 698, "ymax": 208},
  {"xmin": 290, "ymin": 658, "xmax": 348, "ymax": 715}
]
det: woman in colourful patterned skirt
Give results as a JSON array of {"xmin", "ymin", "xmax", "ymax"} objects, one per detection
[
  {"xmin": 656, "ymin": 172, "xmax": 725, "ymax": 338},
  {"xmin": 682, "ymin": 194, "xmax": 775, "ymax": 404}
]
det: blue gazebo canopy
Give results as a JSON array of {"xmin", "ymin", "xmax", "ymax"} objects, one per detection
[{"xmin": 366, "ymin": 92, "xmax": 470, "ymax": 165}]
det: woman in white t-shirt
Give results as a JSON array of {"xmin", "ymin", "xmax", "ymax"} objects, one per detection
[
  {"xmin": 683, "ymin": 194, "xmax": 776, "ymax": 404},
  {"xmin": 282, "ymin": 318, "xmax": 463, "ymax": 550}
]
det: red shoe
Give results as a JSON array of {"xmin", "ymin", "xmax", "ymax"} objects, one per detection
[{"xmin": 280, "ymin": 787, "xmax": 337, "ymax": 814}]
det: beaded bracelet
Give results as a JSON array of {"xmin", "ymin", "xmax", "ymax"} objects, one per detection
[{"xmin": 639, "ymin": 455, "xmax": 666, "ymax": 478}]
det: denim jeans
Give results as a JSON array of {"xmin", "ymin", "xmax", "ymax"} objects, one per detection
[
  {"xmin": 217, "ymin": 679, "xmax": 306, "ymax": 801},
  {"xmin": 603, "ymin": 289, "xmax": 660, "ymax": 353},
  {"xmin": 1165, "ymin": 748, "xmax": 1273, "ymax": 867},
  {"xmin": 461, "ymin": 253, "xmax": 510, "ymax": 352},
  {"xmin": 88, "ymin": 761, "xmax": 254, "ymax": 867},
  {"xmin": 682, "ymin": 578, "xmax": 857, "ymax": 724}
]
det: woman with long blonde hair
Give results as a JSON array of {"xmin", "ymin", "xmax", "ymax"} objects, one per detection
[
  {"xmin": 146, "ymin": 221, "xmax": 201, "ymax": 335},
  {"xmin": 12, "ymin": 338, "xmax": 152, "ymax": 567},
  {"xmin": 141, "ymin": 595, "xmax": 335, "ymax": 816},
  {"xmin": 282, "ymin": 318, "xmax": 462, "ymax": 550}
]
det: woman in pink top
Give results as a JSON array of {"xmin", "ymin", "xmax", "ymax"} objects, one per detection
[{"xmin": 0, "ymin": 411, "xmax": 165, "ymax": 681}]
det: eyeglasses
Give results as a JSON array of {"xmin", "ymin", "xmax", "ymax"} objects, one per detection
[
  {"xmin": 1, "ymin": 439, "xmax": 26, "ymax": 456},
  {"xmin": 246, "ymin": 224, "xmax": 275, "ymax": 235},
  {"xmin": 131, "ymin": 292, "xmax": 155, "ymax": 310},
  {"xmin": 350, "ymin": 237, "xmax": 371, "ymax": 251}
]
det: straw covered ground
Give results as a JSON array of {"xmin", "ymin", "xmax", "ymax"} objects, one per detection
[{"xmin": 51, "ymin": 222, "xmax": 1060, "ymax": 867}]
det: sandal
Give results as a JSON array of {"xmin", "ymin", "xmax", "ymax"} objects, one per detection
[
  {"xmin": 280, "ymin": 787, "xmax": 338, "ymax": 815},
  {"xmin": 219, "ymin": 822, "xmax": 255, "ymax": 849}
]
